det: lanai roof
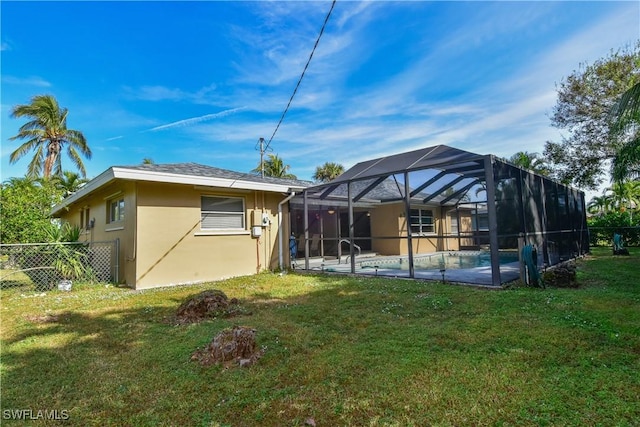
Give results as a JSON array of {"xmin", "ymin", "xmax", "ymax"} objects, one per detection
[
  {"xmin": 328, "ymin": 145, "xmax": 486, "ymax": 185},
  {"xmin": 302, "ymin": 145, "xmax": 489, "ymax": 207}
]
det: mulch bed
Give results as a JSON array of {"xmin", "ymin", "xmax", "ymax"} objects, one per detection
[
  {"xmin": 191, "ymin": 325, "xmax": 265, "ymax": 368},
  {"xmin": 543, "ymin": 261, "xmax": 578, "ymax": 288}
]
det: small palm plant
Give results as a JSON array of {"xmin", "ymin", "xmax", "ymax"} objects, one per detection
[
  {"xmin": 20, "ymin": 223, "xmax": 94, "ymax": 290},
  {"xmin": 46, "ymin": 223, "xmax": 93, "ymax": 283}
]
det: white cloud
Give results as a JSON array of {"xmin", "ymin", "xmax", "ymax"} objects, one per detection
[
  {"xmin": 2, "ymin": 75, "xmax": 51, "ymax": 87},
  {"xmin": 145, "ymin": 107, "xmax": 248, "ymax": 132},
  {"xmin": 123, "ymin": 83, "xmax": 218, "ymax": 104}
]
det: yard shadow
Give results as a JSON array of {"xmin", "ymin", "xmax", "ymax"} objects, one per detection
[
  {"xmin": 1, "ymin": 305, "xmax": 185, "ymax": 424},
  {"xmin": 1, "ymin": 276, "xmax": 385, "ymax": 425}
]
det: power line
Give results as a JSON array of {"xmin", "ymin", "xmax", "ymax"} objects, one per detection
[{"xmin": 263, "ymin": 0, "xmax": 337, "ymax": 153}]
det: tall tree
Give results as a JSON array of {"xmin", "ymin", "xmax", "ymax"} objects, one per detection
[
  {"xmin": 252, "ymin": 153, "xmax": 297, "ymax": 179},
  {"xmin": 610, "ymin": 82, "xmax": 640, "ymax": 182},
  {"xmin": 313, "ymin": 162, "xmax": 345, "ymax": 182},
  {"xmin": 9, "ymin": 94, "xmax": 92, "ymax": 179},
  {"xmin": 543, "ymin": 42, "xmax": 640, "ymax": 189},
  {"xmin": 507, "ymin": 151, "xmax": 551, "ymax": 176}
]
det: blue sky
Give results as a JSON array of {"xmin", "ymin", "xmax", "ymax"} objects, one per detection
[{"xmin": 1, "ymin": 1, "xmax": 639, "ymax": 193}]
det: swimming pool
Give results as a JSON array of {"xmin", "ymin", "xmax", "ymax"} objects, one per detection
[{"xmin": 357, "ymin": 251, "xmax": 519, "ymax": 271}]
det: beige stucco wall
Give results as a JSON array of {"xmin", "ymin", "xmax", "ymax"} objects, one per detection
[
  {"xmin": 58, "ymin": 179, "xmax": 289, "ymax": 289},
  {"xmin": 134, "ymin": 182, "xmax": 285, "ymax": 289},
  {"xmin": 57, "ymin": 180, "xmax": 136, "ymax": 285},
  {"xmin": 369, "ymin": 203, "xmax": 403, "ymax": 255},
  {"xmin": 370, "ymin": 203, "xmax": 448, "ymax": 256}
]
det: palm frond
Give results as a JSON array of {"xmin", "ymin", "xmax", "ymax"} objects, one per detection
[
  {"xmin": 614, "ymin": 82, "xmax": 640, "ymax": 116},
  {"xmin": 9, "ymin": 138, "xmax": 42, "ymax": 163},
  {"xmin": 612, "ymin": 135, "xmax": 640, "ymax": 183},
  {"xmin": 66, "ymin": 146, "xmax": 87, "ymax": 177},
  {"xmin": 26, "ymin": 145, "xmax": 45, "ymax": 178},
  {"xmin": 66, "ymin": 130, "xmax": 91, "ymax": 157},
  {"xmin": 53, "ymin": 154, "xmax": 64, "ymax": 178}
]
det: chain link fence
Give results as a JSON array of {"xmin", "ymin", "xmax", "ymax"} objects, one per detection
[{"xmin": 0, "ymin": 240, "xmax": 118, "ymax": 291}]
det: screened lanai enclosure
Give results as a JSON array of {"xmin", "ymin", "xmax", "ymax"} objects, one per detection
[{"xmin": 289, "ymin": 145, "xmax": 588, "ymax": 286}]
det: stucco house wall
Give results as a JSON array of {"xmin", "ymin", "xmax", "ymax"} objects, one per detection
[
  {"xmin": 134, "ymin": 182, "xmax": 285, "ymax": 289},
  {"xmin": 53, "ymin": 163, "xmax": 307, "ymax": 290},
  {"xmin": 59, "ymin": 180, "xmax": 136, "ymax": 285}
]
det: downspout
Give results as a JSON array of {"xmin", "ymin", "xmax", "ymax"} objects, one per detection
[{"xmin": 278, "ymin": 191, "xmax": 296, "ymax": 270}]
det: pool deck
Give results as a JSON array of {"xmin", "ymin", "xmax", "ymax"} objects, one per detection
[{"xmin": 292, "ymin": 254, "xmax": 521, "ymax": 286}]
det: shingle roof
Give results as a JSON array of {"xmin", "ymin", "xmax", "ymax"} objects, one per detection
[
  {"xmin": 118, "ymin": 162, "xmax": 314, "ymax": 188},
  {"xmin": 51, "ymin": 162, "xmax": 313, "ymax": 216}
]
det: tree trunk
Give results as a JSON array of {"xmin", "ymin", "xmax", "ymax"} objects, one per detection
[{"xmin": 43, "ymin": 141, "xmax": 61, "ymax": 178}]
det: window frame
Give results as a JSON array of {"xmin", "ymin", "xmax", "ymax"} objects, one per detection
[
  {"xmin": 409, "ymin": 208, "xmax": 435, "ymax": 235},
  {"xmin": 108, "ymin": 197, "xmax": 125, "ymax": 223},
  {"xmin": 448, "ymin": 211, "xmax": 459, "ymax": 236},
  {"xmin": 474, "ymin": 212, "xmax": 489, "ymax": 231},
  {"xmin": 80, "ymin": 207, "xmax": 91, "ymax": 231},
  {"xmin": 200, "ymin": 195, "xmax": 246, "ymax": 232}
]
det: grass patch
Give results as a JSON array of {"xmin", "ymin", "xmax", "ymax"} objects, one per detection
[{"xmin": 2, "ymin": 248, "xmax": 639, "ymax": 426}]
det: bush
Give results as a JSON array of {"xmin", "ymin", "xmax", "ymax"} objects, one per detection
[
  {"xmin": 588, "ymin": 210, "xmax": 640, "ymax": 246},
  {"xmin": 0, "ymin": 178, "xmax": 62, "ymax": 244}
]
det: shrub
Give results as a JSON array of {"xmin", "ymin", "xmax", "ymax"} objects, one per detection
[{"xmin": 588, "ymin": 210, "xmax": 640, "ymax": 246}]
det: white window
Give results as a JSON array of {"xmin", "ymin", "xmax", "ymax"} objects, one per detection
[
  {"xmin": 410, "ymin": 208, "xmax": 434, "ymax": 234},
  {"xmin": 449, "ymin": 212, "xmax": 459, "ymax": 235},
  {"xmin": 109, "ymin": 198, "xmax": 124, "ymax": 223},
  {"xmin": 201, "ymin": 196, "xmax": 245, "ymax": 230}
]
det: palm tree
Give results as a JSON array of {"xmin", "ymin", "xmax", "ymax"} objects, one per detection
[
  {"xmin": 587, "ymin": 195, "xmax": 613, "ymax": 216},
  {"xmin": 52, "ymin": 171, "xmax": 88, "ymax": 197},
  {"xmin": 252, "ymin": 153, "xmax": 297, "ymax": 179},
  {"xmin": 611, "ymin": 82, "xmax": 640, "ymax": 183},
  {"xmin": 9, "ymin": 94, "xmax": 91, "ymax": 179},
  {"xmin": 142, "ymin": 158, "xmax": 155, "ymax": 165},
  {"xmin": 313, "ymin": 162, "xmax": 345, "ymax": 182},
  {"xmin": 605, "ymin": 180, "xmax": 640, "ymax": 212},
  {"xmin": 507, "ymin": 151, "xmax": 551, "ymax": 176}
]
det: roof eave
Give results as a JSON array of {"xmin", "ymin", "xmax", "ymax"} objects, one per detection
[
  {"xmin": 51, "ymin": 168, "xmax": 116, "ymax": 216},
  {"xmin": 51, "ymin": 167, "xmax": 305, "ymax": 216}
]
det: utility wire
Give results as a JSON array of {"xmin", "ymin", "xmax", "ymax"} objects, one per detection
[{"xmin": 264, "ymin": 0, "xmax": 337, "ymax": 153}]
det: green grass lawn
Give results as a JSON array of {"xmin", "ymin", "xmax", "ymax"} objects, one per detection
[{"xmin": 1, "ymin": 247, "xmax": 639, "ymax": 426}]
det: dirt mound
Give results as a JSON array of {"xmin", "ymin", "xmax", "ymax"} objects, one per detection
[
  {"xmin": 191, "ymin": 325, "xmax": 264, "ymax": 368},
  {"xmin": 175, "ymin": 290, "xmax": 245, "ymax": 324},
  {"xmin": 543, "ymin": 262, "xmax": 578, "ymax": 288}
]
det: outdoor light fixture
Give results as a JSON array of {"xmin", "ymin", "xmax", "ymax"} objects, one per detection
[{"xmin": 328, "ymin": 208, "xmax": 335, "ymax": 215}]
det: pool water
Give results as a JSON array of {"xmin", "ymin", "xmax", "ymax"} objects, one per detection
[{"xmin": 359, "ymin": 252, "xmax": 519, "ymax": 271}]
